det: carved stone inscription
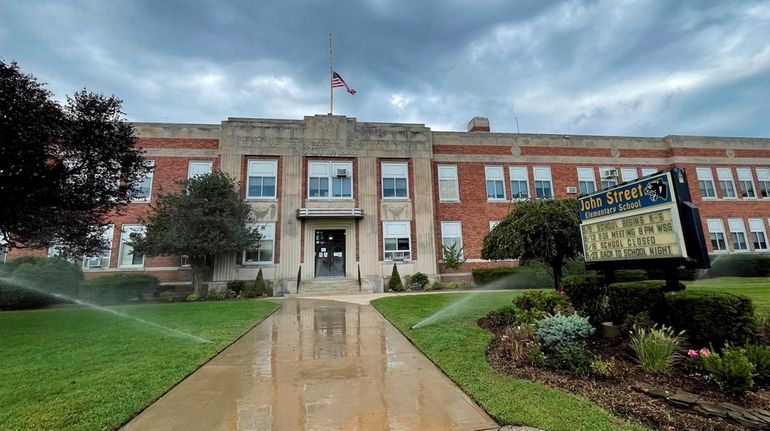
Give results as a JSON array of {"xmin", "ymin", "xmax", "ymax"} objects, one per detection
[{"xmin": 235, "ymin": 136, "xmax": 427, "ymax": 156}]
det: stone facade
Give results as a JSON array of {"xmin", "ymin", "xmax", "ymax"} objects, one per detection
[{"xmin": 6, "ymin": 115, "xmax": 770, "ymax": 290}]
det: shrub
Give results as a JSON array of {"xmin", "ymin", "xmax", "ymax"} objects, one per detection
[
  {"xmin": 614, "ymin": 269, "xmax": 648, "ymax": 282},
  {"xmin": 535, "ymin": 313, "xmax": 595, "ymax": 351},
  {"xmin": 562, "ymin": 274, "xmax": 606, "ymax": 323},
  {"xmin": 225, "ymin": 289, "xmax": 237, "ymax": 299},
  {"xmin": 426, "ymin": 281, "xmax": 444, "ymax": 291},
  {"xmin": 409, "ymin": 272, "xmax": 430, "ymax": 290},
  {"xmin": 703, "ymin": 347, "xmax": 755, "ymax": 395},
  {"xmin": 743, "ymin": 345, "xmax": 770, "ymax": 386},
  {"xmin": 441, "ymin": 243, "xmax": 466, "ymax": 271},
  {"xmin": 388, "ymin": 264, "xmax": 404, "ymax": 292},
  {"xmin": 666, "ymin": 290, "xmax": 755, "ymax": 348},
  {"xmin": 607, "ymin": 281, "xmax": 667, "ymax": 323},
  {"xmin": 705, "ymin": 253, "xmax": 770, "ymax": 278},
  {"xmin": 0, "ymin": 278, "xmax": 51, "ymax": 310},
  {"xmin": 621, "ymin": 311, "xmax": 656, "ymax": 336},
  {"xmin": 513, "ymin": 290, "xmax": 568, "ymax": 314},
  {"xmin": 0, "ymin": 257, "xmax": 84, "ymax": 310},
  {"xmin": 486, "ymin": 305, "xmax": 519, "ymax": 327},
  {"xmin": 590, "ymin": 358, "xmax": 614, "ymax": 377},
  {"xmin": 754, "ymin": 312, "xmax": 770, "ymax": 345},
  {"xmin": 646, "ymin": 267, "xmax": 700, "ymax": 281},
  {"xmin": 526, "ymin": 345, "xmax": 548, "ymax": 367},
  {"xmin": 80, "ymin": 273, "xmax": 159, "ymax": 304},
  {"xmin": 472, "ymin": 266, "xmax": 541, "ymax": 288},
  {"xmin": 520, "ymin": 260, "xmax": 556, "ymax": 289},
  {"xmin": 630, "ymin": 324, "xmax": 684, "ymax": 374},
  {"xmin": 563, "ymin": 255, "xmax": 594, "ymax": 277},
  {"xmin": 254, "ymin": 269, "xmax": 267, "ymax": 296},
  {"xmin": 226, "ymin": 280, "xmax": 246, "ymax": 296},
  {"xmin": 159, "ymin": 291, "xmax": 175, "ymax": 302},
  {"xmin": 206, "ymin": 289, "xmax": 226, "ymax": 300},
  {"xmin": 554, "ymin": 342, "xmax": 591, "ymax": 374},
  {"xmin": 501, "ymin": 325, "xmax": 536, "ymax": 362},
  {"xmin": 185, "ymin": 293, "xmax": 198, "ymax": 302}
]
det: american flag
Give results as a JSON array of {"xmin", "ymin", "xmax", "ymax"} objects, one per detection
[{"xmin": 332, "ymin": 71, "xmax": 356, "ymax": 95}]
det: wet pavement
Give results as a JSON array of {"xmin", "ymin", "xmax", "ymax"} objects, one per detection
[{"xmin": 121, "ymin": 298, "xmax": 498, "ymax": 431}]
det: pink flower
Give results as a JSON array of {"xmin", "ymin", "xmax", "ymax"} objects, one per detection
[
  {"xmin": 559, "ymin": 290, "xmax": 566, "ymax": 297},
  {"xmin": 699, "ymin": 348, "xmax": 711, "ymax": 357},
  {"xmin": 687, "ymin": 349, "xmax": 698, "ymax": 358}
]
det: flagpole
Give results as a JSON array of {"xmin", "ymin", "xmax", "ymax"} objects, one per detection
[{"xmin": 329, "ymin": 33, "xmax": 333, "ymax": 115}]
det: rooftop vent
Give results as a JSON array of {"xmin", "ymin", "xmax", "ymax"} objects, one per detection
[{"xmin": 467, "ymin": 117, "xmax": 490, "ymax": 132}]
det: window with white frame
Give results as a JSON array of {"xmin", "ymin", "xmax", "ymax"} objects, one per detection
[
  {"xmin": 716, "ymin": 167, "xmax": 736, "ymax": 198},
  {"xmin": 119, "ymin": 224, "xmax": 146, "ymax": 267},
  {"xmin": 728, "ymin": 218, "xmax": 749, "ymax": 251},
  {"xmin": 0, "ymin": 239, "xmax": 6, "ymax": 263},
  {"xmin": 599, "ymin": 166, "xmax": 617, "ymax": 189},
  {"xmin": 756, "ymin": 168, "xmax": 770, "ymax": 198},
  {"xmin": 509, "ymin": 166, "xmax": 529, "ymax": 199},
  {"xmin": 247, "ymin": 160, "xmax": 277, "ymax": 199},
  {"xmin": 533, "ymin": 166, "xmax": 553, "ymax": 199},
  {"xmin": 243, "ymin": 223, "xmax": 275, "ymax": 264},
  {"xmin": 188, "ymin": 160, "xmax": 213, "ymax": 179},
  {"xmin": 382, "ymin": 162, "xmax": 408, "ymax": 198},
  {"xmin": 440, "ymin": 221, "xmax": 463, "ymax": 258},
  {"xmin": 48, "ymin": 244, "xmax": 64, "ymax": 258},
  {"xmin": 485, "ymin": 166, "xmax": 506, "ymax": 200},
  {"xmin": 383, "ymin": 221, "xmax": 411, "ymax": 261},
  {"xmin": 437, "ymin": 165, "xmax": 459, "ymax": 201},
  {"xmin": 736, "ymin": 168, "xmax": 756, "ymax": 198},
  {"xmin": 309, "ymin": 161, "xmax": 352, "ymax": 198},
  {"xmin": 83, "ymin": 225, "xmax": 114, "ymax": 269},
  {"xmin": 489, "ymin": 220, "xmax": 500, "ymax": 231},
  {"xmin": 134, "ymin": 160, "xmax": 155, "ymax": 202},
  {"xmin": 620, "ymin": 167, "xmax": 638, "ymax": 182},
  {"xmin": 748, "ymin": 218, "xmax": 768, "ymax": 251},
  {"xmin": 576, "ymin": 167, "xmax": 596, "ymax": 194},
  {"xmin": 707, "ymin": 219, "xmax": 728, "ymax": 252},
  {"xmin": 696, "ymin": 167, "xmax": 717, "ymax": 198},
  {"xmin": 641, "ymin": 167, "xmax": 658, "ymax": 177}
]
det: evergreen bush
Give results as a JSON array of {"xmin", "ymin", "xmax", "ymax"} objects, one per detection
[
  {"xmin": 513, "ymin": 290, "xmax": 568, "ymax": 314},
  {"xmin": 554, "ymin": 342, "xmax": 591, "ymax": 374},
  {"xmin": 535, "ymin": 313, "xmax": 595, "ymax": 351},
  {"xmin": 607, "ymin": 281, "xmax": 667, "ymax": 323},
  {"xmin": 703, "ymin": 347, "xmax": 756, "ymax": 395},
  {"xmin": 562, "ymin": 274, "xmax": 607, "ymax": 323},
  {"xmin": 471, "ymin": 266, "xmax": 541, "ymax": 288},
  {"xmin": 485, "ymin": 305, "xmax": 519, "ymax": 327},
  {"xmin": 409, "ymin": 272, "xmax": 430, "ymax": 290},
  {"xmin": 743, "ymin": 345, "xmax": 770, "ymax": 386},
  {"xmin": 705, "ymin": 253, "xmax": 770, "ymax": 278},
  {"xmin": 666, "ymin": 290, "xmax": 755, "ymax": 348},
  {"xmin": 244, "ymin": 269, "xmax": 267, "ymax": 297},
  {"xmin": 388, "ymin": 264, "xmax": 404, "ymax": 292},
  {"xmin": 80, "ymin": 273, "xmax": 159, "ymax": 304},
  {"xmin": 226, "ymin": 280, "xmax": 246, "ymax": 296},
  {"xmin": 0, "ymin": 257, "xmax": 83, "ymax": 310},
  {"xmin": 159, "ymin": 291, "xmax": 175, "ymax": 302}
]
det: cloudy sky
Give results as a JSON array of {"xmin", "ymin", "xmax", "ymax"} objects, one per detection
[{"xmin": 2, "ymin": 0, "xmax": 769, "ymax": 137}]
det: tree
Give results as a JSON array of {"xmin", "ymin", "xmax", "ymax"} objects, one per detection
[
  {"xmin": 482, "ymin": 199, "xmax": 582, "ymax": 290},
  {"xmin": 0, "ymin": 60, "xmax": 148, "ymax": 256},
  {"xmin": 441, "ymin": 242, "xmax": 466, "ymax": 271},
  {"xmin": 130, "ymin": 171, "xmax": 261, "ymax": 295},
  {"xmin": 388, "ymin": 264, "xmax": 404, "ymax": 292}
]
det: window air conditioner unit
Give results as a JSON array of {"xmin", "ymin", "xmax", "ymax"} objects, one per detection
[
  {"xmin": 603, "ymin": 169, "xmax": 618, "ymax": 179},
  {"xmin": 86, "ymin": 257, "xmax": 103, "ymax": 268},
  {"xmin": 336, "ymin": 168, "xmax": 348, "ymax": 177},
  {"xmin": 566, "ymin": 186, "xmax": 578, "ymax": 194}
]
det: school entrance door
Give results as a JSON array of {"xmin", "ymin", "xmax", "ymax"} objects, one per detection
[{"xmin": 314, "ymin": 230, "xmax": 345, "ymax": 277}]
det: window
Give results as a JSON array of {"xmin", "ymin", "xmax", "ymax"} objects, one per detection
[
  {"xmin": 247, "ymin": 160, "xmax": 277, "ymax": 199},
  {"xmin": 748, "ymin": 219, "xmax": 768, "ymax": 251},
  {"xmin": 756, "ymin": 168, "xmax": 770, "ymax": 198},
  {"xmin": 599, "ymin": 166, "xmax": 617, "ymax": 189},
  {"xmin": 438, "ymin": 165, "xmax": 459, "ymax": 201},
  {"xmin": 243, "ymin": 223, "xmax": 275, "ymax": 264},
  {"xmin": 0, "ymin": 239, "xmax": 6, "ymax": 263},
  {"xmin": 728, "ymin": 218, "xmax": 749, "ymax": 251},
  {"xmin": 716, "ymin": 167, "xmax": 736, "ymax": 198},
  {"xmin": 641, "ymin": 167, "xmax": 658, "ymax": 177},
  {"xmin": 696, "ymin": 167, "xmax": 717, "ymax": 198},
  {"xmin": 509, "ymin": 166, "xmax": 529, "ymax": 199},
  {"xmin": 383, "ymin": 221, "xmax": 411, "ymax": 261},
  {"xmin": 188, "ymin": 160, "xmax": 213, "ymax": 179},
  {"xmin": 48, "ymin": 244, "xmax": 64, "ymax": 258},
  {"xmin": 620, "ymin": 167, "xmax": 638, "ymax": 182},
  {"xmin": 83, "ymin": 225, "xmax": 114, "ymax": 269},
  {"xmin": 134, "ymin": 160, "xmax": 155, "ymax": 202},
  {"xmin": 533, "ymin": 166, "xmax": 553, "ymax": 199},
  {"xmin": 180, "ymin": 255, "xmax": 190, "ymax": 267},
  {"xmin": 309, "ymin": 161, "xmax": 352, "ymax": 198},
  {"xmin": 489, "ymin": 220, "xmax": 500, "ymax": 231},
  {"xmin": 485, "ymin": 166, "xmax": 506, "ymax": 200},
  {"xmin": 382, "ymin": 162, "xmax": 408, "ymax": 199},
  {"xmin": 707, "ymin": 219, "xmax": 727, "ymax": 252},
  {"xmin": 440, "ymin": 222, "xmax": 463, "ymax": 259},
  {"xmin": 576, "ymin": 167, "xmax": 596, "ymax": 194},
  {"xmin": 736, "ymin": 168, "xmax": 756, "ymax": 198},
  {"xmin": 119, "ymin": 225, "xmax": 146, "ymax": 267}
]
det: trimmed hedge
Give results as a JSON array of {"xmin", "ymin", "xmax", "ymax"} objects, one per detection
[
  {"xmin": 472, "ymin": 266, "xmax": 534, "ymax": 287},
  {"xmin": 1, "ymin": 257, "xmax": 83, "ymax": 310},
  {"xmin": 80, "ymin": 273, "xmax": 159, "ymax": 304},
  {"xmin": 614, "ymin": 269, "xmax": 648, "ymax": 282},
  {"xmin": 705, "ymin": 253, "xmax": 770, "ymax": 278},
  {"xmin": 607, "ymin": 281, "xmax": 667, "ymax": 323},
  {"xmin": 562, "ymin": 274, "xmax": 607, "ymax": 323},
  {"xmin": 666, "ymin": 290, "xmax": 755, "ymax": 348}
]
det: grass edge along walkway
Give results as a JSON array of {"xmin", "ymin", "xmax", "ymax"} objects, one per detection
[
  {"xmin": 0, "ymin": 300, "xmax": 281, "ymax": 431},
  {"xmin": 372, "ymin": 292, "xmax": 647, "ymax": 431}
]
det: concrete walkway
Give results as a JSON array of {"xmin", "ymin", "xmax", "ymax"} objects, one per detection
[{"xmin": 122, "ymin": 298, "xmax": 497, "ymax": 431}]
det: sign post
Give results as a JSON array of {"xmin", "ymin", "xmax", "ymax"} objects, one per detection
[{"xmin": 577, "ymin": 168, "xmax": 709, "ymax": 289}]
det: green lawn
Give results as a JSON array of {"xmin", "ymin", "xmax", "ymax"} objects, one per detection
[
  {"xmin": 0, "ymin": 300, "xmax": 280, "ymax": 431},
  {"xmin": 687, "ymin": 277, "xmax": 770, "ymax": 313},
  {"xmin": 372, "ymin": 292, "xmax": 646, "ymax": 431}
]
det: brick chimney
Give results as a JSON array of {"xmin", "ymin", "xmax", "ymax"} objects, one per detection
[{"xmin": 467, "ymin": 117, "xmax": 490, "ymax": 132}]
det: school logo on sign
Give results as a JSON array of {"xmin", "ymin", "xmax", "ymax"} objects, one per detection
[{"xmin": 644, "ymin": 179, "xmax": 667, "ymax": 202}]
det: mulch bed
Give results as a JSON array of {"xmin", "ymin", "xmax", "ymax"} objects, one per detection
[{"xmin": 479, "ymin": 317, "xmax": 770, "ymax": 431}]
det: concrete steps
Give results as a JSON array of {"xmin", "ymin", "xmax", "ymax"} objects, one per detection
[{"xmin": 290, "ymin": 278, "xmax": 368, "ymax": 296}]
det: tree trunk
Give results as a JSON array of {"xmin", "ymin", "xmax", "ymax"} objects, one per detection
[
  {"xmin": 191, "ymin": 255, "xmax": 207, "ymax": 296},
  {"xmin": 552, "ymin": 261, "xmax": 563, "ymax": 291}
]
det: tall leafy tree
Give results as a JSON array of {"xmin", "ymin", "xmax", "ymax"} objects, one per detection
[
  {"xmin": 130, "ymin": 172, "xmax": 261, "ymax": 295},
  {"xmin": 0, "ymin": 60, "xmax": 148, "ymax": 256},
  {"xmin": 482, "ymin": 199, "xmax": 582, "ymax": 290}
]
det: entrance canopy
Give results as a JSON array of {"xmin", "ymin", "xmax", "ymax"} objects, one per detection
[{"xmin": 296, "ymin": 208, "xmax": 364, "ymax": 219}]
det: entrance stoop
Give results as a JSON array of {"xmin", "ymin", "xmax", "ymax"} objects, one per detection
[{"xmin": 290, "ymin": 278, "xmax": 368, "ymax": 296}]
